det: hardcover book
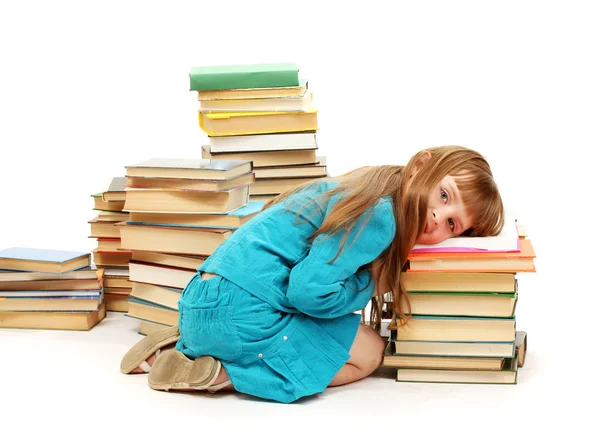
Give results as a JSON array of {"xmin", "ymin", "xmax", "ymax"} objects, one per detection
[{"xmin": 189, "ymin": 62, "xmax": 299, "ymax": 91}]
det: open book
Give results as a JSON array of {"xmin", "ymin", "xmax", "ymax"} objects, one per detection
[{"xmin": 412, "ymin": 215, "xmax": 519, "ymax": 253}]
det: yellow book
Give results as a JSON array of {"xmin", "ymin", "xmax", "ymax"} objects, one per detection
[{"xmin": 198, "ymin": 109, "xmax": 318, "ymax": 136}]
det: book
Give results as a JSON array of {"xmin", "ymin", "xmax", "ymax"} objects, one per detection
[
  {"xmin": 202, "ymin": 145, "xmax": 318, "ymax": 168},
  {"xmin": 249, "ymin": 194, "xmax": 279, "ymax": 203},
  {"xmin": 403, "ymin": 292, "xmax": 517, "ymax": 318},
  {"xmin": 126, "ymin": 172, "xmax": 255, "ymax": 192},
  {"xmin": 0, "ymin": 290, "xmax": 102, "ymax": 297},
  {"xmin": 0, "ymin": 304, "xmax": 106, "ymax": 331},
  {"xmin": 0, "ymin": 295, "xmax": 102, "ymax": 312},
  {"xmin": 0, "ymin": 278, "xmax": 102, "ymax": 291},
  {"xmin": 200, "ymin": 91, "xmax": 313, "ymax": 113},
  {"xmin": 123, "ymin": 185, "xmax": 249, "ymax": 214},
  {"xmin": 88, "ymin": 218, "xmax": 123, "ymax": 238},
  {"xmin": 393, "ymin": 315, "xmax": 516, "ymax": 342},
  {"xmin": 515, "ymin": 330, "xmax": 527, "ymax": 367},
  {"xmin": 207, "ymin": 131, "xmax": 318, "ymax": 154},
  {"xmin": 402, "ymin": 272, "xmax": 516, "ymax": 293},
  {"xmin": 91, "ymin": 193, "xmax": 125, "ymax": 212},
  {"xmin": 198, "ymin": 110, "xmax": 318, "ymax": 136},
  {"xmin": 96, "ymin": 238, "xmax": 122, "ymax": 252},
  {"xmin": 138, "ymin": 318, "xmax": 170, "ymax": 335},
  {"xmin": 101, "ymin": 177, "xmax": 127, "ymax": 202},
  {"xmin": 128, "ymin": 201, "xmax": 262, "ymax": 229},
  {"xmin": 125, "ymin": 158, "xmax": 252, "ymax": 181},
  {"xmin": 105, "ymin": 293, "xmax": 129, "ymax": 312},
  {"xmin": 129, "ymin": 261, "xmax": 196, "ymax": 289},
  {"xmin": 96, "ymin": 211, "xmax": 129, "ymax": 222},
  {"xmin": 197, "ymin": 79, "xmax": 308, "ymax": 101},
  {"xmin": 92, "ymin": 250, "xmax": 131, "ymax": 267},
  {"xmin": 254, "ymin": 157, "xmax": 327, "ymax": 179},
  {"xmin": 118, "ymin": 223, "xmax": 232, "ymax": 256},
  {"xmin": 412, "ymin": 217, "xmax": 519, "ymax": 253},
  {"xmin": 395, "ymin": 356, "xmax": 518, "ymax": 384},
  {"xmin": 130, "ymin": 251, "xmax": 206, "ymax": 270},
  {"xmin": 0, "ymin": 266, "xmax": 100, "ymax": 283},
  {"xmin": 130, "ymin": 281, "xmax": 182, "ymax": 310},
  {"xmin": 383, "ymin": 342, "xmax": 505, "ymax": 370},
  {"xmin": 407, "ymin": 239, "xmax": 536, "ymax": 272},
  {"xmin": 126, "ymin": 297, "xmax": 179, "ymax": 327},
  {"xmin": 393, "ymin": 340, "xmax": 516, "ymax": 357},
  {"xmin": 0, "ymin": 247, "xmax": 91, "ymax": 273},
  {"xmin": 189, "ymin": 62, "xmax": 299, "ymax": 91}
]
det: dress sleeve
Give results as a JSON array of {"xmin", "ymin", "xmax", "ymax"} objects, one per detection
[{"xmin": 286, "ymin": 197, "xmax": 396, "ymax": 319}]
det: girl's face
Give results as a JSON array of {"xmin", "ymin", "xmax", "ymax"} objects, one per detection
[{"xmin": 416, "ymin": 175, "xmax": 473, "ymax": 244}]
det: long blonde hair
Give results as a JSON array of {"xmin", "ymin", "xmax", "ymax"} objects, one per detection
[{"xmin": 262, "ymin": 146, "xmax": 504, "ymax": 332}]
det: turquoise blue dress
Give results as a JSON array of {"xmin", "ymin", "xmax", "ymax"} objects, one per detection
[{"xmin": 175, "ymin": 180, "xmax": 396, "ymax": 403}]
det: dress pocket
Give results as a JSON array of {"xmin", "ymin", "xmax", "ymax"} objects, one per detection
[{"xmin": 179, "ymin": 305, "xmax": 243, "ymax": 362}]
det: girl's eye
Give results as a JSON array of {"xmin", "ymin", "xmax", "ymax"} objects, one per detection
[
  {"xmin": 441, "ymin": 189, "xmax": 449, "ymax": 203},
  {"xmin": 448, "ymin": 218, "xmax": 455, "ymax": 231}
]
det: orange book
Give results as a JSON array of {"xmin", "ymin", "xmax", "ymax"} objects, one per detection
[{"xmin": 407, "ymin": 239, "xmax": 536, "ymax": 273}]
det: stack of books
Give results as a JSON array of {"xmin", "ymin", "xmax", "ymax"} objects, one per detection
[
  {"xmin": 382, "ymin": 221, "xmax": 535, "ymax": 384},
  {"xmin": 0, "ymin": 247, "xmax": 105, "ymax": 330},
  {"xmin": 192, "ymin": 62, "xmax": 329, "ymax": 202},
  {"xmin": 118, "ymin": 158, "xmax": 261, "ymax": 335},
  {"xmin": 89, "ymin": 177, "xmax": 132, "ymax": 312}
]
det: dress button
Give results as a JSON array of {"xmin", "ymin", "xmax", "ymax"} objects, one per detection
[
  {"xmin": 258, "ymin": 353, "xmax": 263, "ymax": 358},
  {"xmin": 283, "ymin": 336, "xmax": 288, "ymax": 340}
]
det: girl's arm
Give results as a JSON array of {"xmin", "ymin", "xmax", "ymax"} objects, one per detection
[{"xmin": 287, "ymin": 198, "xmax": 396, "ymax": 319}]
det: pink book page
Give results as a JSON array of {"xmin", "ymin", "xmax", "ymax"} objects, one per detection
[{"xmin": 411, "ymin": 216, "xmax": 520, "ymax": 253}]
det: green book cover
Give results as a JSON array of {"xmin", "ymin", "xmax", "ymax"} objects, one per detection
[{"xmin": 189, "ymin": 62, "xmax": 299, "ymax": 91}]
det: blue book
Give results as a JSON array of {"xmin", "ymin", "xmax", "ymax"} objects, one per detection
[{"xmin": 0, "ymin": 247, "xmax": 90, "ymax": 273}]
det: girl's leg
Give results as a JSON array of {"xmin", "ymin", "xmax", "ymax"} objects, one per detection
[{"xmin": 328, "ymin": 323, "xmax": 385, "ymax": 387}]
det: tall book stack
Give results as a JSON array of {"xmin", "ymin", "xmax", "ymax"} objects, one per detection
[
  {"xmin": 382, "ymin": 221, "xmax": 535, "ymax": 385},
  {"xmin": 192, "ymin": 62, "xmax": 329, "ymax": 202},
  {"xmin": 118, "ymin": 158, "xmax": 261, "ymax": 335},
  {"xmin": 89, "ymin": 177, "xmax": 132, "ymax": 312},
  {"xmin": 0, "ymin": 247, "xmax": 105, "ymax": 331}
]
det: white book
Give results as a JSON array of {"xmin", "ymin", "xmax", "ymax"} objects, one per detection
[{"xmin": 208, "ymin": 132, "xmax": 318, "ymax": 154}]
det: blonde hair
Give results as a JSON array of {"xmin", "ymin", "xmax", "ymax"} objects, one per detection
[{"xmin": 262, "ymin": 145, "xmax": 504, "ymax": 332}]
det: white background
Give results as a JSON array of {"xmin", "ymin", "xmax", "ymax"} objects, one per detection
[{"xmin": 0, "ymin": 0, "xmax": 597, "ymax": 431}]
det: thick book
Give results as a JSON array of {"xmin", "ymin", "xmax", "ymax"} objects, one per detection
[
  {"xmin": 0, "ymin": 266, "xmax": 100, "ymax": 283},
  {"xmin": 128, "ymin": 201, "xmax": 263, "ymax": 230},
  {"xmin": 393, "ymin": 315, "xmax": 516, "ymax": 342},
  {"xmin": 403, "ymin": 292, "xmax": 518, "ymax": 318},
  {"xmin": 254, "ymin": 157, "xmax": 327, "ymax": 179},
  {"xmin": 402, "ymin": 272, "xmax": 516, "ymax": 293},
  {"xmin": 88, "ymin": 218, "xmax": 123, "ymax": 238},
  {"xmin": 129, "ymin": 261, "xmax": 196, "ymax": 289},
  {"xmin": 101, "ymin": 177, "xmax": 127, "ymax": 202},
  {"xmin": 407, "ymin": 239, "xmax": 536, "ymax": 273},
  {"xmin": 130, "ymin": 281, "xmax": 182, "ymax": 310},
  {"xmin": 125, "ymin": 158, "xmax": 253, "ymax": 181},
  {"xmin": 202, "ymin": 145, "xmax": 318, "ymax": 168},
  {"xmin": 126, "ymin": 172, "xmax": 255, "ymax": 193},
  {"xmin": 139, "ymin": 319, "xmax": 170, "ymax": 336},
  {"xmin": 91, "ymin": 193, "xmax": 125, "ymax": 212},
  {"xmin": 189, "ymin": 62, "xmax": 299, "ymax": 91},
  {"xmin": 198, "ymin": 110, "xmax": 318, "ymax": 136},
  {"xmin": 123, "ymin": 185, "xmax": 249, "ymax": 214},
  {"xmin": 130, "ymin": 251, "xmax": 206, "ymax": 271},
  {"xmin": 0, "ymin": 304, "xmax": 106, "ymax": 331},
  {"xmin": 0, "ymin": 247, "xmax": 91, "ymax": 273},
  {"xmin": 126, "ymin": 297, "xmax": 179, "ymax": 327},
  {"xmin": 207, "ymin": 131, "xmax": 318, "ymax": 154},
  {"xmin": 118, "ymin": 223, "xmax": 232, "ymax": 256},
  {"xmin": 200, "ymin": 91, "xmax": 313, "ymax": 113},
  {"xmin": 393, "ymin": 340, "xmax": 516, "ymax": 358},
  {"xmin": 197, "ymin": 79, "xmax": 308, "ymax": 100}
]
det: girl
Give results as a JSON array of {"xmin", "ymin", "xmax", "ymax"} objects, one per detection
[{"xmin": 120, "ymin": 145, "xmax": 504, "ymax": 403}]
